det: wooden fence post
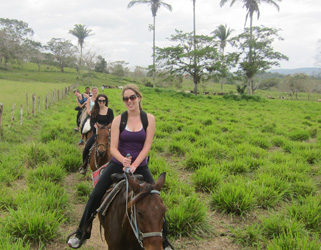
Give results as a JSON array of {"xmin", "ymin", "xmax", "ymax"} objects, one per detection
[
  {"xmin": 57, "ymin": 90, "xmax": 60, "ymax": 101},
  {"xmin": 0, "ymin": 103, "xmax": 3, "ymax": 128},
  {"xmin": 37, "ymin": 97, "xmax": 40, "ymax": 113},
  {"xmin": 11, "ymin": 103, "xmax": 16, "ymax": 128},
  {"xmin": 20, "ymin": 105, "xmax": 23, "ymax": 125},
  {"xmin": 26, "ymin": 93, "xmax": 30, "ymax": 119},
  {"xmin": 32, "ymin": 94, "xmax": 36, "ymax": 115},
  {"xmin": 46, "ymin": 95, "xmax": 48, "ymax": 109}
]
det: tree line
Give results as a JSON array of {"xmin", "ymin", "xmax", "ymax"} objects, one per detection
[{"xmin": 5, "ymin": 0, "xmax": 318, "ymax": 96}]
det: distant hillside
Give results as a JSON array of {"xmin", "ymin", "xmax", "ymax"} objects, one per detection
[{"xmin": 269, "ymin": 67, "xmax": 321, "ymax": 76}]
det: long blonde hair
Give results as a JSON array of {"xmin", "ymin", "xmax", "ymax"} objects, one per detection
[{"xmin": 122, "ymin": 84, "xmax": 143, "ymax": 110}]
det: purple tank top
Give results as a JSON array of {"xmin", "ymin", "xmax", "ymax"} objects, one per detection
[{"xmin": 112, "ymin": 127, "xmax": 148, "ymax": 167}]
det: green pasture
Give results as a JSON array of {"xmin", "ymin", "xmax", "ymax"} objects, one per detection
[{"xmin": 0, "ymin": 69, "xmax": 321, "ymax": 249}]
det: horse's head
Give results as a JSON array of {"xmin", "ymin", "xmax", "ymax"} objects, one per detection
[
  {"xmin": 96, "ymin": 123, "xmax": 111, "ymax": 157},
  {"xmin": 126, "ymin": 172, "xmax": 167, "ymax": 250}
]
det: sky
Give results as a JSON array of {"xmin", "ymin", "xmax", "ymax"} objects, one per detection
[{"xmin": 1, "ymin": 0, "xmax": 320, "ymax": 70}]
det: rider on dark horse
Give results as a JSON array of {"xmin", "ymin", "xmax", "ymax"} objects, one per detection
[
  {"xmin": 67, "ymin": 84, "xmax": 173, "ymax": 249},
  {"xmin": 78, "ymin": 93, "xmax": 114, "ymax": 174}
]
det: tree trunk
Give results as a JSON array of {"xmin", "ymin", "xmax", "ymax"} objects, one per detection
[
  {"xmin": 248, "ymin": 14, "xmax": 253, "ymax": 95},
  {"xmin": 152, "ymin": 16, "xmax": 156, "ymax": 88},
  {"xmin": 193, "ymin": 0, "xmax": 197, "ymax": 96}
]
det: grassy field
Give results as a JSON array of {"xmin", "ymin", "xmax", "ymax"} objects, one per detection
[{"xmin": 0, "ymin": 65, "xmax": 321, "ymax": 249}]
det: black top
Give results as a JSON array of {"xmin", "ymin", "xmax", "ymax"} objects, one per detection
[{"xmin": 91, "ymin": 108, "xmax": 114, "ymax": 134}]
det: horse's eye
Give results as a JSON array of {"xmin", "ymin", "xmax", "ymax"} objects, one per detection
[{"xmin": 137, "ymin": 211, "xmax": 144, "ymax": 219}]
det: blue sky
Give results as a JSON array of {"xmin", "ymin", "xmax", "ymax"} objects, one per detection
[{"xmin": 1, "ymin": 0, "xmax": 320, "ymax": 69}]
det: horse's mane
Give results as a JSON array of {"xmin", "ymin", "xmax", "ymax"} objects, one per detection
[{"xmin": 127, "ymin": 183, "xmax": 153, "ymax": 209}]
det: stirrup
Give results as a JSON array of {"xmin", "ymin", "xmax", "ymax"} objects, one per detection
[{"xmin": 66, "ymin": 229, "xmax": 87, "ymax": 249}]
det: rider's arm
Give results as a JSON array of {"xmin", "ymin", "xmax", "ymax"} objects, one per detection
[
  {"xmin": 130, "ymin": 113, "xmax": 155, "ymax": 172},
  {"xmin": 110, "ymin": 115, "xmax": 131, "ymax": 168}
]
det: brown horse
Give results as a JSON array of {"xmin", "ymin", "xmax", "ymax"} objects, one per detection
[
  {"xmin": 99, "ymin": 172, "xmax": 167, "ymax": 250},
  {"xmin": 89, "ymin": 123, "xmax": 111, "ymax": 172}
]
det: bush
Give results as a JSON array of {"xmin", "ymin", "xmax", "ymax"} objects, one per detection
[
  {"xmin": 288, "ymin": 130, "xmax": 310, "ymax": 141},
  {"xmin": 166, "ymin": 194, "xmax": 208, "ymax": 237},
  {"xmin": 211, "ymin": 176, "xmax": 256, "ymax": 216},
  {"xmin": 192, "ymin": 166, "xmax": 223, "ymax": 192},
  {"xmin": 27, "ymin": 163, "xmax": 66, "ymax": 184},
  {"xmin": 24, "ymin": 142, "xmax": 49, "ymax": 168},
  {"xmin": 3, "ymin": 205, "xmax": 65, "ymax": 244}
]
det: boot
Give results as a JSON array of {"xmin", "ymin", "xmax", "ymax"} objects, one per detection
[{"xmin": 79, "ymin": 155, "xmax": 89, "ymax": 175}]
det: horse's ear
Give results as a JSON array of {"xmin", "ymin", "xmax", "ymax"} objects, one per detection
[
  {"xmin": 97, "ymin": 123, "xmax": 102, "ymax": 129},
  {"xmin": 126, "ymin": 172, "xmax": 141, "ymax": 193},
  {"xmin": 154, "ymin": 172, "xmax": 166, "ymax": 191}
]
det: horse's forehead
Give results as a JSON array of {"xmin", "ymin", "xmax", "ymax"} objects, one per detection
[{"xmin": 137, "ymin": 194, "xmax": 166, "ymax": 212}]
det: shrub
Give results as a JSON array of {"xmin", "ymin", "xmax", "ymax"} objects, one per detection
[
  {"xmin": 26, "ymin": 163, "xmax": 66, "ymax": 184},
  {"xmin": 260, "ymin": 213, "xmax": 307, "ymax": 240},
  {"xmin": 3, "ymin": 205, "xmax": 65, "ymax": 244},
  {"xmin": 192, "ymin": 166, "xmax": 223, "ymax": 192},
  {"xmin": 211, "ymin": 177, "xmax": 256, "ymax": 216},
  {"xmin": 0, "ymin": 234, "xmax": 31, "ymax": 250},
  {"xmin": 168, "ymin": 140, "xmax": 187, "ymax": 156},
  {"xmin": 286, "ymin": 195, "xmax": 321, "ymax": 233},
  {"xmin": 267, "ymin": 232, "xmax": 321, "ymax": 250},
  {"xmin": 0, "ymin": 157, "xmax": 25, "ymax": 185},
  {"xmin": 24, "ymin": 142, "xmax": 49, "ymax": 168},
  {"xmin": 166, "ymin": 194, "xmax": 208, "ymax": 237},
  {"xmin": 288, "ymin": 130, "xmax": 310, "ymax": 141},
  {"xmin": 76, "ymin": 182, "xmax": 93, "ymax": 202}
]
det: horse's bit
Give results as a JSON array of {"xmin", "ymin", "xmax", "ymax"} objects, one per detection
[{"xmin": 124, "ymin": 170, "xmax": 163, "ymax": 249}]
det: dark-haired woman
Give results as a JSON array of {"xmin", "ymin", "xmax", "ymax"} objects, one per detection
[
  {"xmin": 79, "ymin": 94, "xmax": 114, "ymax": 174},
  {"xmin": 68, "ymin": 84, "xmax": 173, "ymax": 249}
]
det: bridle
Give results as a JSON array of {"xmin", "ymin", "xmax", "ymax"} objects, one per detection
[
  {"xmin": 124, "ymin": 171, "xmax": 163, "ymax": 249},
  {"xmin": 94, "ymin": 125, "xmax": 111, "ymax": 170}
]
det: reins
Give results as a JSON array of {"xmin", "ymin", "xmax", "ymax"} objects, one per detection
[
  {"xmin": 124, "ymin": 169, "xmax": 163, "ymax": 249},
  {"xmin": 94, "ymin": 125, "xmax": 111, "ymax": 170}
]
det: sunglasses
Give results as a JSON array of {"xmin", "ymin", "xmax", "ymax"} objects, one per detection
[
  {"xmin": 122, "ymin": 95, "xmax": 137, "ymax": 102},
  {"xmin": 98, "ymin": 99, "xmax": 106, "ymax": 103}
]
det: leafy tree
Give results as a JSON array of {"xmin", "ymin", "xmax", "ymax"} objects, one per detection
[
  {"xmin": 156, "ymin": 30, "xmax": 220, "ymax": 95},
  {"xmin": 0, "ymin": 18, "xmax": 34, "ymax": 68},
  {"xmin": 220, "ymin": 0, "xmax": 282, "ymax": 94},
  {"xmin": 95, "ymin": 55, "xmax": 108, "ymax": 73},
  {"xmin": 283, "ymin": 73, "xmax": 308, "ymax": 99},
  {"xmin": 108, "ymin": 61, "xmax": 129, "ymax": 77},
  {"xmin": 257, "ymin": 77, "xmax": 280, "ymax": 90},
  {"xmin": 69, "ymin": 24, "xmax": 93, "ymax": 75},
  {"xmin": 128, "ymin": 0, "xmax": 172, "ymax": 87},
  {"xmin": 315, "ymin": 39, "xmax": 321, "ymax": 69},
  {"xmin": 46, "ymin": 38, "xmax": 78, "ymax": 72},
  {"xmin": 234, "ymin": 26, "xmax": 288, "ymax": 94},
  {"xmin": 23, "ymin": 39, "xmax": 44, "ymax": 71}
]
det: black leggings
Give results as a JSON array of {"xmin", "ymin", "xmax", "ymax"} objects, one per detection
[
  {"xmin": 77, "ymin": 160, "xmax": 154, "ymax": 238},
  {"xmin": 76, "ymin": 109, "xmax": 82, "ymax": 127},
  {"xmin": 82, "ymin": 134, "xmax": 96, "ymax": 162}
]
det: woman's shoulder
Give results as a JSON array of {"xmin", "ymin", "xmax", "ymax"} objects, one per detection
[{"xmin": 146, "ymin": 113, "xmax": 155, "ymax": 121}]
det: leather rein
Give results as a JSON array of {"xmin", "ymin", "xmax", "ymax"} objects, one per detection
[
  {"xmin": 124, "ymin": 171, "xmax": 163, "ymax": 249},
  {"xmin": 94, "ymin": 125, "xmax": 111, "ymax": 170}
]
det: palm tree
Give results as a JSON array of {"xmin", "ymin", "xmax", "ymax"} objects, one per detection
[
  {"xmin": 212, "ymin": 24, "xmax": 233, "ymax": 55},
  {"xmin": 69, "ymin": 24, "xmax": 93, "ymax": 75},
  {"xmin": 219, "ymin": 0, "xmax": 281, "ymax": 93},
  {"xmin": 128, "ymin": 0, "xmax": 172, "ymax": 88},
  {"xmin": 212, "ymin": 24, "xmax": 234, "ymax": 91},
  {"xmin": 192, "ymin": 0, "xmax": 197, "ymax": 95}
]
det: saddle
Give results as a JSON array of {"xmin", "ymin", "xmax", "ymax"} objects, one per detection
[{"xmin": 97, "ymin": 173, "xmax": 144, "ymax": 216}]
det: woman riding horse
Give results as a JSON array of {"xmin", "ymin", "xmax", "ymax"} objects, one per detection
[
  {"xmin": 78, "ymin": 93, "xmax": 114, "ymax": 175},
  {"xmin": 67, "ymin": 84, "xmax": 173, "ymax": 249}
]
